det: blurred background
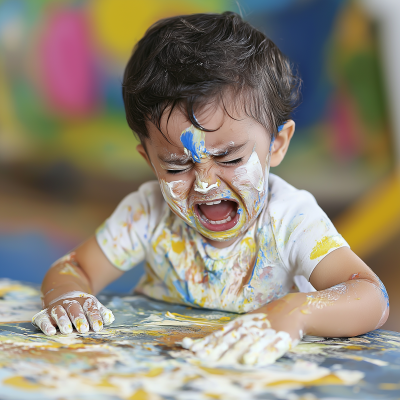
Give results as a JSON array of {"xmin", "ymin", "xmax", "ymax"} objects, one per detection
[{"xmin": 1, "ymin": 0, "xmax": 399, "ymax": 330}]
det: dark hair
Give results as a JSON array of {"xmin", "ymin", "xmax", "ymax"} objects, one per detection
[{"xmin": 122, "ymin": 11, "xmax": 301, "ymax": 142}]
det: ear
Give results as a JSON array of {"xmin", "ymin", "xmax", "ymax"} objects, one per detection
[
  {"xmin": 136, "ymin": 143, "xmax": 156, "ymax": 174},
  {"xmin": 270, "ymin": 120, "xmax": 295, "ymax": 167}
]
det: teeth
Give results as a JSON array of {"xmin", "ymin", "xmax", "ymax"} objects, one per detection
[{"xmin": 204, "ymin": 200, "xmax": 222, "ymax": 206}]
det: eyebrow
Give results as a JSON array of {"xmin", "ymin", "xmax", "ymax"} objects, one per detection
[
  {"xmin": 158, "ymin": 153, "xmax": 192, "ymax": 165},
  {"xmin": 210, "ymin": 141, "xmax": 248, "ymax": 157},
  {"xmin": 157, "ymin": 141, "xmax": 248, "ymax": 165}
]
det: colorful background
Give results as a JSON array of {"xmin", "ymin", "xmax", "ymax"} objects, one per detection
[{"xmin": 1, "ymin": 0, "xmax": 400, "ymax": 330}]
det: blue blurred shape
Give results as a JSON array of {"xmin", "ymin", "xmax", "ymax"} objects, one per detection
[{"xmin": 0, "ymin": 231, "xmax": 143, "ymax": 293}]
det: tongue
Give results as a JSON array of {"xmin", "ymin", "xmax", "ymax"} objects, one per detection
[{"xmin": 198, "ymin": 201, "xmax": 236, "ymax": 221}]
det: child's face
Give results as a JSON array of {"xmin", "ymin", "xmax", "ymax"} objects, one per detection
[{"xmin": 139, "ymin": 102, "xmax": 292, "ymax": 247}]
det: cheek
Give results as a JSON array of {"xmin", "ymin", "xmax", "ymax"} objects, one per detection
[{"xmin": 161, "ymin": 176, "xmax": 192, "ymax": 201}]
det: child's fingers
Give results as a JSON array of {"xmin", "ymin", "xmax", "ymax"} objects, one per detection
[
  {"xmin": 83, "ymin": 297, "xmax": 103, "ymax": 332},
  {"xmin": 98, "ymin": 304, "xmax": 115, "ymax": 326},
  {"xmin": 31, "ymin": 310, "xmax": 57, "ymax": 336},
  {"xmin": 243, "ymin": 330, "xmax": 291, "ymax": 366},
  {"xmin": 63, "ymin": 299, "xmax": 89, "ymax": 333},
  {"xmin": 50, "ymin": 305, "xmax": 73, "ymax": 334}
]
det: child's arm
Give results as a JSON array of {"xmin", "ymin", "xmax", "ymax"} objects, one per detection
[
  {"xmin": 32, "ymin": 236, "xmax": 124, "ymax": 335},
  {"xmin": 255, "ymin": 247, "xmax": 388, "ymax": 339},
  {"xmin": 183, "ymin": 247, "xmax": 388, "ymax": 365}
]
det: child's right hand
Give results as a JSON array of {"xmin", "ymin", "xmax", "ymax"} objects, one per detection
[{"xmin": 32, "ymin": 291, "xmax": 115, "ymax": 336}]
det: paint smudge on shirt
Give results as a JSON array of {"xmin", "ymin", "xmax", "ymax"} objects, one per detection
[{"xmin": 310, "ymin": 236, "xmax": 342, "ymax": 260}]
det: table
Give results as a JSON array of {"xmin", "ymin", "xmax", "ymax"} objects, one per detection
[{"xmin": 1, "ymin": 278, "xmax": 400, "ymax": 400}]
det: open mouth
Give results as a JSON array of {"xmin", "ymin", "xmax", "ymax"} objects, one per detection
[{"xmin": 195, "ymin": 199, "xmax": 240, "ymax": 232}]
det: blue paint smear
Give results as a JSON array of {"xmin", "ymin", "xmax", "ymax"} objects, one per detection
[
  {"xmin": 378, "ymin": 278, "xmax": 390, "ymax": 308},
  {"xmin": 180, "ymin": 129, "xmax": 208, "ymax": 163}
]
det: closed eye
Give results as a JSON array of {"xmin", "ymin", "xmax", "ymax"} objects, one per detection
[
  {"xmin": 166, "ymin": 168, "xmax": 190, "ymax": 175},
  {"xmin": 219, "ymin": 157, "xmax": 243, "ymax": 166}
]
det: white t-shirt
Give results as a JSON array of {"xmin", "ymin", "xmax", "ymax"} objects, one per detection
[{"xmin": 96, "ymin": 174, "xmax": 349, "ymax": 313}]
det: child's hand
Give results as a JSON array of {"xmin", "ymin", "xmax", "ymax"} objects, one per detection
[
  {"xmin": 32, "ymin": 291, "xmax": 115, "ymax": 336},
  {"xmin": 182, "ymin": 314, "xmax": 296, "ymax": 366}
]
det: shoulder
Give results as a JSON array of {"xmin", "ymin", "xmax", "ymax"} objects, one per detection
[{"xmin": 105, "ymin": 180, "xmax": 167, "ymax": 233}]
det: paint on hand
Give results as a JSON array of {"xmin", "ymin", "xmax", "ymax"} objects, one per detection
[
  {"xmin": 32, "ymin": 291, "xmax": 115, "ymax": 336},
  {"xmin": 63, "ymin": 299, "xmax": 89, "ymax": 333},
  {"xmin": 182, "ymin": 313, "xmax": 294, "ymax": 366},
  {"xmin": 31, "ymin": 309, "xmax": 56, "ymax": 336},
  {"xmin": 180, "ymin": 125, "xmax": 209, "ymax": 163}
]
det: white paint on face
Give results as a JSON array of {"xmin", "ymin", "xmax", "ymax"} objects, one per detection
[
  {"xmin": 165, "ymin": 180, "xmax": 186, "ymax": 199},
  {"xmin": 194, "ymin": 171, "xmax": 220, "ymax": 194},
  {"xmin": 231, "ymin": 150, "xmax": 268, "ymax": 219},
  {"xmin": 233, "ymin": 151, "xmax": 264, "ymax": 193},
  {"xmin": 157, "ymin": 124, "xmax": 273, "ymax": 243}
]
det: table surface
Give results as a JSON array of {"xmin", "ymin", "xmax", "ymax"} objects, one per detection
[{"xmin": 1, "ymin": 278, "xmax": 400, "ymax": 400}]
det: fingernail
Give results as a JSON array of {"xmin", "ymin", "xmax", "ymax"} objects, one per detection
[
  {"xmin": 45, "ymin": 325, "xmax": 56, "ymax": 336},
  {"xmin": 92, "ymin": 320, "xmax": 103, "ymax": 332},
  {"xmin": 75, "ymin": 318, "xmax": 89, "ymax": 333},
  {"xmin": 102, "ymin": 310, "xmax": 115, "ymax": 325},
  {"xmin": 60, "ymin": 322, "xmax": 73, "ymax": 335}
]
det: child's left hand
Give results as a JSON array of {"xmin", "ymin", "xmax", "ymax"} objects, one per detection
[{"xmin": 182, "ymin": 313, "xmax": 297, "ymax": 366}]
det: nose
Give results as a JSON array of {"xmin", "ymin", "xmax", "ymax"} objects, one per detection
[{"xmin": 193, "ymin": 165, "xmax": 219, "ymax": 194}]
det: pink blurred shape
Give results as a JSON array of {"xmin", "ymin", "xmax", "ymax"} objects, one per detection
[
  {"xmin": 40, "ymin": 8, "xmax": 97, "ymax": 115},
  {"xmin": 328, "ymin": 91, "xmax": 363, "ymax": 160}
]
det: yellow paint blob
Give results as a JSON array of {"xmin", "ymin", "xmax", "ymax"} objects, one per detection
[
  {"xmin": 75, "ymin": 319, "xmax": 87, "ymax": 332},
  {"xmin": 144, "ymin": 367, "xmax": 164, "ymax": 377},
  {"xmin": 379, "ymin": 383, "xmax": 400, "ymax": 390},
  {"xmin": 4, "ymin": 376, "xmax": 43, "ymax": 390},
  {"xmin": 310, "ymin": 236, "xmax": 341, "ymax": 260},
  {"xmin": 171, "ymin": 239, "xmax": 185, "ymax": 254},
  {"xmin": 96, "ymin": 377, "xmax": 117, "ymax": 389},
  {"xmin": 128, "ymin": 388, "xmax": 153, "ymax": 400},
  {"xmin": 266, "ymin": 374, "xmax": 344, "ymax": 387}
]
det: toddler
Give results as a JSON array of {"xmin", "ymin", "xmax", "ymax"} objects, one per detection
[{"xmin": 32, "ymin": 12, "xmax": 389, "ymax": 365}]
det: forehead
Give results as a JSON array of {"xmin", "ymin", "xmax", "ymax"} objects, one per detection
[{"xmin": 146, "ymin": 102, "xmax": 260, "ymax": 150}]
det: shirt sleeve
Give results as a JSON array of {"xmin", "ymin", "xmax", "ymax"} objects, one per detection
[
  {"xmin": 269, "ymin": 177, "xmax": 349, "ymax": 281},
  {"xmin": 95, "ymin": 181, "xmax": 166, "ymax": 271}
]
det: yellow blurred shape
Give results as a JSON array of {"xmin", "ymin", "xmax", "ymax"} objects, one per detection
[
  {"xmin": 89, "ymin": 0, "xmax": 227, "ymax": 61},
  {"xmin": 334, "ymin": 169, "xmax": 400, "ymax": 259}
]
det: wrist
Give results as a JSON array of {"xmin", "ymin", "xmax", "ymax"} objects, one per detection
[{"xmin": 42, "ymin": 283, "xmax": 90, "ymax": 308}]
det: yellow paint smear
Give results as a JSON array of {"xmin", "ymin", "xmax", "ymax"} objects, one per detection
[
  {"xmin": 310, "ymin": 236, "xmax": 341, "ymax": 260},
  {"xmin": 3, "ymin": 376, "xmax": 45, "ymax": 390},
  {"xmin": 129, "ymin": 330, "xmax": 168, "ymax": 337},
  {"xmin": 379, "ymin": 383, "xmax": 400, "ymax": 390},
  {"xmin": 204, "ymin": 393, "xmax": 222, "ymax": 399},
  {"xmin": 199, "ymin": 366, "xmax": 240, "ymax": 376},
  {"xmin": 165, "ymin": 312, "xmax": 226, "ymax": 326},
  {"xmin": 96, "ymin": 377, "xmax": 117, "ymax": 389},
  {"xmin": 171, "ymin": 239, "xmax": 185, "ymax": 254},
  {"xmin": 0, "ymin": 285, "xmax": 39, "ymax": 297},
  {"xmin": 266, "ymin": 374, "xmax": 344, "ymax": 387},
  {"xmin": 128, "ymin": 388, "xmax": 163, "ymax": 400},
  {"xmin": 59, "ymin": 264, "xmax": 80, "ymax": 278}
]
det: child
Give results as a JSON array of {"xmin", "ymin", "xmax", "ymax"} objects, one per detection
[{"xmin": 32, "ymin": 12, "xmax": 389, "ymax": 365}]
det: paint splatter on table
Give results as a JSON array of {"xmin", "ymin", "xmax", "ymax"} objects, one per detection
[{"xmin": 0, "ymin": 279, "xmax": 400, "ymax": 399}]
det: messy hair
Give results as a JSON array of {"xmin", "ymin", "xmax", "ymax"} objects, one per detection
[{"xmin": 122, "ymin": 11, "xmax": 301, "ymax": 142}]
